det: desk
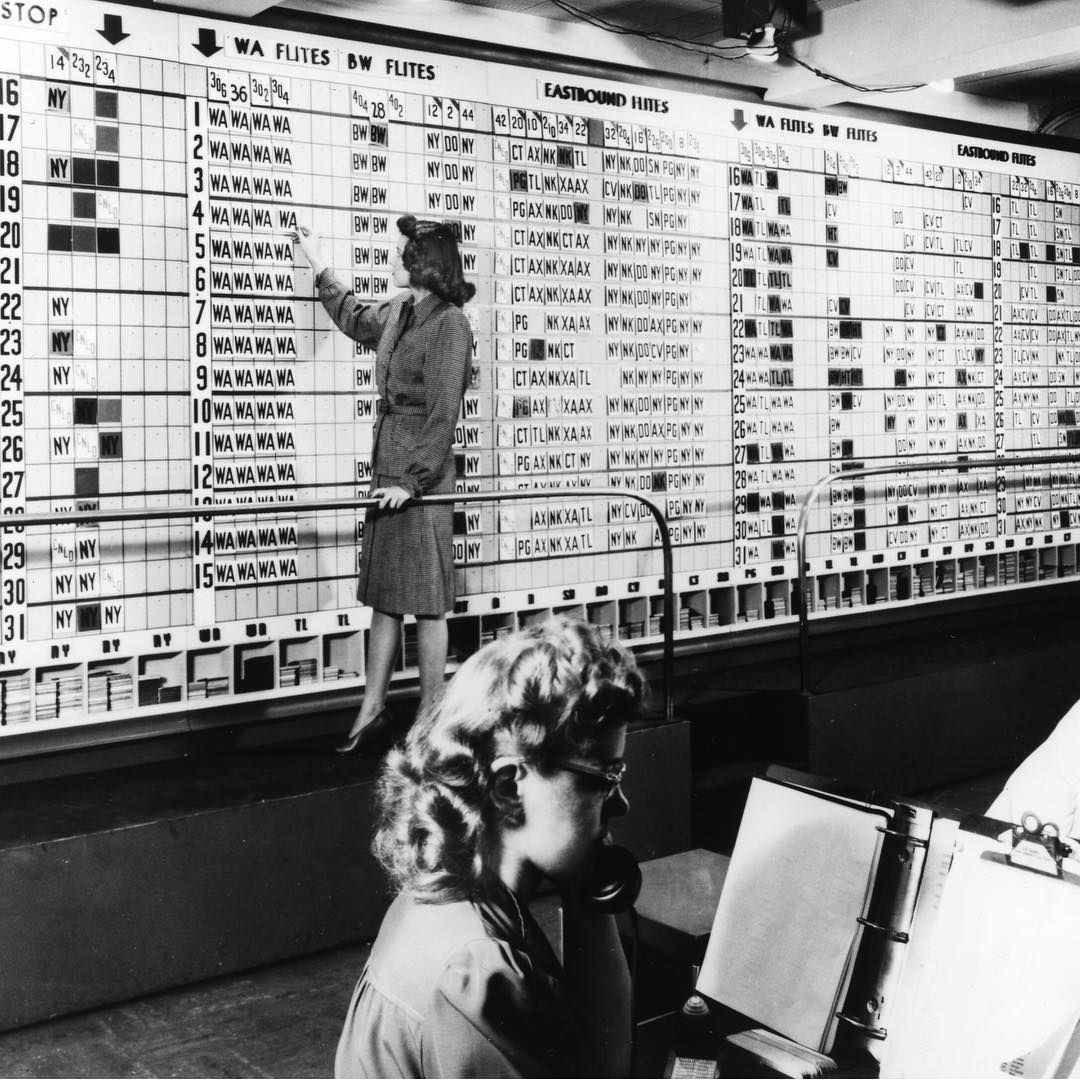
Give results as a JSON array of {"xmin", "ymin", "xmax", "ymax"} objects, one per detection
[
  {"xmin": 625, "ymin": 848, "xmax": 730, "ymax": 965},
  {"xmin": 622, "ymin": 847, "xmax": 731, "ymax": 1066}
]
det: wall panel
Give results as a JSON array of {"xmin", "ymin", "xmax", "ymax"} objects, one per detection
[{"xmin": 1, "ymin": 0, "xmax": 1079, "ymax": 742}]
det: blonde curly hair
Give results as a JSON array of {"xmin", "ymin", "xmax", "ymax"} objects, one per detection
[{"xmin": 373, "ymin": 616, "xmax": 645, "ymax": 902}]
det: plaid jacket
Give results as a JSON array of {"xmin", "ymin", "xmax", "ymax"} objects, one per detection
[{"xmin": 316, "ymin": 269, "xmax": 472, "ymax": 497}]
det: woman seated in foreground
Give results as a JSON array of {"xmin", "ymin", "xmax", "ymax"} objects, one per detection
[{"xmin": 335, "ymin": 616, "xmax": 644, "ymax": 1079}]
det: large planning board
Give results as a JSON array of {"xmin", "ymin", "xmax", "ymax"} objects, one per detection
[{"xmin": 2, "ymin": 0, "xmax": 1080, "ymax": 737}]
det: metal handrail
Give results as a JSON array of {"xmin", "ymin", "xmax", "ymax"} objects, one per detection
[
  {"xmin": 10, "ymin": 488, "xmax": 675, "ymax": 726},
  {"xmin": 796, "ymin": 452, "xmax": 1080, "ymax": 693}
]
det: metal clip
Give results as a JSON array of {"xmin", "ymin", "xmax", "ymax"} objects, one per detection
[{"xmin": 1008, "ymin": 811, "xmax": 1072, "ymax": 877}]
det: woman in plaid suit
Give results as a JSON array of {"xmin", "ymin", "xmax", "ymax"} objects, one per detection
[{"xmin": 293, "ymin": 216, "xmax": 475, "ymax": 754}]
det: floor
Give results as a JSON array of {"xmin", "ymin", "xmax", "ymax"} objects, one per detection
[{"xmin": 0, "ymin": 943, "xmax": 371, "ymax": 1079}]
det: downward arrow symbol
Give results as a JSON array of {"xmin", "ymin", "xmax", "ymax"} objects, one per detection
[
  {"xmin": 194, "ymin": 28, "xmax": 223, "ymax": 58},
  {"xmin": 98, "ymin": 14, "xmax": 129, "ymax": 45}
]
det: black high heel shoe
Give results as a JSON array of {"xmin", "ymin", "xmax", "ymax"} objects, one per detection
[{"xmin": 333, "ymin": 707, "xmax": 394, "ymax": 756}]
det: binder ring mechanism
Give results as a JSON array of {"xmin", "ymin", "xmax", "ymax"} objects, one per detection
[
  {"xmin": 836, "ymin": 1011, "xmax": 887, "ymax": 1040},
  {"xmin": 1008, "ymin": 811, "xmax": 1073, "ymax": 878},
  {"xmin": 875, "ymin": 825, "xmax": 929, "ymax": 848},
  {"xmin": 845, "ymin": 912, "xmax": 906, "ymax": 1037},
  {"xmin": 855, "ymin": 916, "xmax": 909, "ymax": 943}
]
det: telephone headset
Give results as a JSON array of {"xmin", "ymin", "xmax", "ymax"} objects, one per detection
[
  {"xmin": 490, "ymin": 754, "xmax": 642, "ymax": 914},
  {"xmin": 582, "ymin": 841, "xmax": 642, "ymax": 914}
]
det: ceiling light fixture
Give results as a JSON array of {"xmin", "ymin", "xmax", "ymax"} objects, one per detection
[{"xmin": 746, "ymin": 23, "xmax": 779, "ymax": 63}]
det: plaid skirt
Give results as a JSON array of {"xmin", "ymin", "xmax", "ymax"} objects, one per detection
[{"xmin": 356, "ymin": 461, "xmax": 456, "ymax": 617}]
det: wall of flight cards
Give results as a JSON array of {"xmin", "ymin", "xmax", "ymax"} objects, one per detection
[{"xmin": 1, "ymin": 0, "xmax": 1080, "ymax": 740}]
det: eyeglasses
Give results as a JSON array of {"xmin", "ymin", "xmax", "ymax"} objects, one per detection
[
  {"xmin": 555, "ymin": 758, "xmax": 627, "ymax": 801},
  {"xmin": 491, "ymin": 755, "xmax": 627, "ymax": 801}
]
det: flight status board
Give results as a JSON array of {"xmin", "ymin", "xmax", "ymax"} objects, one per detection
[{"xmin": 2, "ymin": 0, "xmax": 1080, "ymax": 738}]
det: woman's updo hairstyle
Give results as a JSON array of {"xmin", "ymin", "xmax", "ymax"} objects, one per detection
[
  {"xmin": 397, "ymin": 214, "xmax": 476, "ymax": 307},
  {"xmin": 373, "ymin": 616, "xmax": 645, "ymax": 903}
]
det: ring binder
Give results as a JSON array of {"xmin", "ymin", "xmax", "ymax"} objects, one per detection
[
  {"xmin": 701, "ymin": 768, "xmax": 1080, "ymax": 1077},
  {"xmin": 699, "ymin": 767, "xmax": 938, "ymax": 1074},
  {"xmin": 697, "ymin": 768, "xmax": 910, "ymax": 1062}
]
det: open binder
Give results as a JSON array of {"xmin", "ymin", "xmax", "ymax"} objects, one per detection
[{"xmin": 696, "ymin": 766, "xmax": 1080, "ymax": 1079}]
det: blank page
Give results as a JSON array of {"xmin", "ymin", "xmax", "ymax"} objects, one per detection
[{"xmin": 696, "ymin": 777, "xmax": 887, "ymax": 1052}]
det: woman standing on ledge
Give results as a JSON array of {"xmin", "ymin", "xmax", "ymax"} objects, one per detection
[{"xmin": 293, "ymin": 216, "xmax": 475, "ymax": 754}]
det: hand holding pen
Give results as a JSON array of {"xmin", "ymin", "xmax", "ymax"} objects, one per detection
[{"xmin": 290, "ymin": 223, "xmax": 327, "ymax": 278}]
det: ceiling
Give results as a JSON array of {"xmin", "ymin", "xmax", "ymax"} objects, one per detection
[
  {"xmin": 428, "ymin": 0, "xmax": 1080, "ymax": 131},
  {"xmin": 166, "ymin": 0, "xmax": 1080, "ymax": 135}
]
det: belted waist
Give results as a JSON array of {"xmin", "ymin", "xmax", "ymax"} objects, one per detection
[{"xmin": 376, "ymin": 399, "xmax": 426, "ymax": 417}]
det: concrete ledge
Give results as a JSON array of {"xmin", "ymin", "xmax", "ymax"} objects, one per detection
[{"xmin": 0, "ymin": 745, "xmax": 384, "ymax": 1032}]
